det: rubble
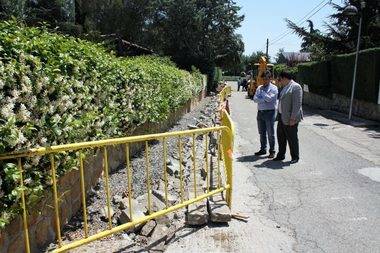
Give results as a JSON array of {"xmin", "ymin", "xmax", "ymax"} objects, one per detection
[
  {"xmin": 186, "ymin": 201, "xmax": 208, "ymax": 226},
  {"xmin": 152, "ymin": 189, "xmax": 177, "ymax": 206},
  {"xmin": 187, "ymin": 124, "xmax": 198, "ymax": 130},
  {"xmin": 55, "ymin": 94, "xmax": 228, "ymax": 252},
  {"xmin": 118, "ymin": 201, "xmax": 145, "ymax": 224},
  {"xmin": 100, "ymin": 206, "xmax": 114, "ymax": 221},
  {"xmin": 207, "ymin": 193, "xmax": 231, "ymax": 223},
  {"xmin": 141, "ymin": 220, "xmax": 157, "ymax": 236},
  {"xmin": 112, "ymin": 195, "xmax": 123, "ymax": 205}
]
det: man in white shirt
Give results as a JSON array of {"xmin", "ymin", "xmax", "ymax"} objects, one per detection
[
  {"xmin": 273, "ymin": 71, "xmax": 303, "ymax": 163},
  {"xmin": 253, "ymin": 71, "xmax": 278, "ymax": 158}
]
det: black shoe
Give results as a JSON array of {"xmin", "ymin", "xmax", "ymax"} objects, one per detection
[
  {"xmin": 272, "ymin": 156, "xmax": 285, "ymax": 161},
  {"xmin": 268, "ymin": 151, "xmax": 275, "ymax": 159},
  {"xmin": 254, "ymin": 150, "xmax": 266, "ymax": 156},
  {"xmin": 290, "ymin": 158, "xmax": 299, "ymax": 164}
]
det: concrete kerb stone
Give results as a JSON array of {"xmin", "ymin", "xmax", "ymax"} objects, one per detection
[
  {"xmin": 149, "ymin": 224, "xmax": 169, "ymax": 245},
  {"xmin": 186, "ymin": 200, "xmax": 208, "ymax": 226},
  {"xmin": 184, "ymin": 158, "xmax": 209, "ymax": 226},
  {"xmin": 140, "ymin": 220, "xmax": 157, "ymax": 237},
  {"xmin": 207, "ymin": 193, "xmax": 231, "ymax": 223}
]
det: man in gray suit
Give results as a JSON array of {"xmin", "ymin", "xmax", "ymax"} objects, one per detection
[{"xmin": 273, "ymin": 71, "xmax": 303, "ymax": 163}]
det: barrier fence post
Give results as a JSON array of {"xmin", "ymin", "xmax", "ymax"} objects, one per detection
[
  {"xmin": 17, "ymin": 158, "xmax": 31, "ymax": 253},
  {"xmin": 220, "ymin": 110, "xmax": 234, "ymax": 208},
  {"xmin": 50, "ymin": 154, "xmax": 62, "ymax": 247},
  {"xmin": 79, "ymin": 151, "xmax": 89, "ymax": 238}
]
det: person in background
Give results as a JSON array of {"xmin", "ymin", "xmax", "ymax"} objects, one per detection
[
  {"xmin": 237, "ymin": 76, "xmax": 242, "ymax": 91},
  {"xmin": 253, "ymin": 71, "xmax": 278, "ymax": 158},
  {"xmin": 238, "ymin": 72, "xmax": 246, "ymax": 91},
  {"xmin": 273, "ymin": 71, "xmax": 303, "ymax": 163}
]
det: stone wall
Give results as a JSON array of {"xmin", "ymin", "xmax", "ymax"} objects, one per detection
[
  {"xmin": 0, "ymin": 86, "xmax": 207, "ymax": 253},
  {"xmin": 303, "ymin": 91, "xmax": 380, "ymax": 122}
]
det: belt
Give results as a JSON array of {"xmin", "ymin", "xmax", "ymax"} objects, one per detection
[{"xmin": 258, "ymin": 109, "xmax": 275, "ymax": 112}]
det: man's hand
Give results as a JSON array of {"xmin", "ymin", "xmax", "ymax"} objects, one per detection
[{"xmin": 289, "ymin": 118, "xmax": 296, "ymax": 126}]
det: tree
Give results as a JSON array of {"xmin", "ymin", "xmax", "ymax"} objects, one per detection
[
  {"xmin": 0, "ymin": 0, "xmax": 244, "ymax": 90},
  {"xmin": 0, "ymin": 0, "xmax": 27, "ymax": 19},
  {"xmin": 286, "ymin": 0, "xmax": 380, "ymax": 60},
  {"xmin": 275, "ymin": 48, "xmax": 287, "ymax": 64},
  {"xmin": 142, "ymin": 0, "xmax": 244, "ymax": 90}
]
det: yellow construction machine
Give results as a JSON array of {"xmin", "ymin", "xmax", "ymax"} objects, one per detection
[{"xmin": 247, "ymin": 56, "xmax": 274, "ymax": 98}]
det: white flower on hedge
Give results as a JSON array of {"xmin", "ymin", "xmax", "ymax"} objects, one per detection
[
  {"xmin": 18, "ymin": 132, "xmax": 27, "ymax": 144},
  {"xmin": 21, "ymin": 75, "xmax": 32, "ymax": 86},
  {"xmin": 40, "ymin": 137, "xmax": 47, "ymax": 145},
  {"xmin": 0, "ymin": 79, "xmax": 4, "ymax": 89},
  {"xmin": 29, "ymin": 95, "xmax": 37, "ymax": 107},
  {"xmin": 24, "ymin": 178, "xmax": 33, "ymax": 185},
  {"xmin": 48, "ymin": 85, "xmax": 55, "ymax": 94},
  {"xmin": 30, "ymin": 155, "xmax": 40, "ymax": 166},
  {"xmin": 35, "ymin": 80, "xmax": 43, "ymax": 93},
  {"xmin": 21, "ymin": 83, "xmax": 32, "ymax": 94},
  {"xmin": 73, "ymin": 66, "xmax": 79, "ymax": 73},
  {"xmin": 17, "ymin": 104, "xmax": 31, "ymax": 121},
  {"xmin": 10, "ymin": 89, "xmax": 20, "ymax": 99},
  {"xmin": 55, "ymin": 75, "xmax": 64, "ymax": 83},
  {"xmin": 52, "ymin": 114, "xmax": 61, "ymax": 123},
  {"xmin": 1, "ymin": 100, "xmax": 15, "ymax": 118},
  {"xmin": 48, "ymin": 104, "xmax": 57, "ymax": 114},
  {"xmin": 58, "ymin": 96, "xmax": 69, "ymax": 111}
]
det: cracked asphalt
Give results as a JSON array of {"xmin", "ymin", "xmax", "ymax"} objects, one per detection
[{"xmin": 230, "ymin": 84, "xmax": 380, "ymax": 253}]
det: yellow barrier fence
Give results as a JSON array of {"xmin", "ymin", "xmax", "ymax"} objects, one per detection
[
  {"xmin": 0, "ymin": 110, "xmax": 234, "ymax": 253},
  {"xmin": 218, "ymin": 85, "xmax": 232, "ymax": 116},
  {"xmin": 218, "ymin": 85, "xmax": 232, "ymax": 103}
]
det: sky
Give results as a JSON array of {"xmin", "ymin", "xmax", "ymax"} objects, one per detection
[{"xmin": 234, "ymin": 0, "xmax": 342, "ymax": 59}]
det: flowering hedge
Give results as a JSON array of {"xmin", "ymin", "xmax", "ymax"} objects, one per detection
[{"xmin": 0, "ymin": 21, "xmax": 204, "ymax": 228}]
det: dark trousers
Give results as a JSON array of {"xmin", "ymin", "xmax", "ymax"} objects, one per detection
[
  {"xmin": 257, "ymin": 110, "xmax": 276, "ymax": 152},
  {"xmin": 277, "ymin": 114, "xmax": 299, "ymax": 160}
]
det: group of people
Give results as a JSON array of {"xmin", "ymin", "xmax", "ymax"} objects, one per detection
[
  {"xmin": 237, "ymin": 72, "xmax": 251, "ymax": 91},
  {"xmin": 253, "ymin": 71, "xmax": 303, "ymax": 163}
]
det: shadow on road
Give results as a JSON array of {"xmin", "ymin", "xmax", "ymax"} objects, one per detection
[
  {"xmin": 255, "ymin": 160, "xmax": 292, "ymax": 170},
  {"xmin": 236, "ymin": 155, "xmax": 266, "ymax": 163}
]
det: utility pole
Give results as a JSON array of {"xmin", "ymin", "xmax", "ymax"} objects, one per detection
[{"xmin": 266, "ymin": 38, "xmax": 269, "ymax": 59}]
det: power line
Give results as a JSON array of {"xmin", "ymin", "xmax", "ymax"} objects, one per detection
[
  {"xmin": 270, "ymin": 0, "xmax": 328, "ymax": 43},
  {"xmin": 269, "ymin": 0, "xmax": 331, "ymax": 46},
  {"xmin": 270, "ymin": 1, "xmax": 330, "ymax": 46}
]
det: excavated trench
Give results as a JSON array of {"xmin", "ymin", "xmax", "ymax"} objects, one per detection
[{"xmin": 44, "ymin": 94, "xmax": 230, "ymax": 252}]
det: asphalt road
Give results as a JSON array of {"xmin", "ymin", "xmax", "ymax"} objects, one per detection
[
  {"xmin": 167, "ymin": 83, "xmax": 380, "ymax": 253},
  {"xmin": 230, "ymin": 84, "xmax": 380, "ymax": 253}
]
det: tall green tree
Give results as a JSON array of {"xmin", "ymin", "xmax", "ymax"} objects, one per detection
[
  {"xmin": 287, "ymin": 0, "xmax": 380, "ymax": 60},
  {"xmin": 142, "ymin": 0, "xmax": 244, "ymax": 89},
  {"xmin": 275, "ymin": 48, "xmax": 287, "ymax": 64}
]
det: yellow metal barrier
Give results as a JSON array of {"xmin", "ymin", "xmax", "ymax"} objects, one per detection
[
  {"xmin": 0, "ymin": 111, "xmax": 234, "ymax": 253},
  {"xmin": 217, "ymin": 86, "xmax": 234, "ymax": 205},
  {"xmin": 219, "ymin": 85, "xmax": 232, "ymax": 103}
]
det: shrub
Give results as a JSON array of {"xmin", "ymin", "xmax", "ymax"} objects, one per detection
[
  {"xmin": 0, "ymin": 21, "xmax": 203, "ymax": 228},
  {"xmin": 273, "ymin": 64, "xmax": 299, "ymax": 82},
  {"xmin": 297, "ymin": 60, "xmax": 332, "ymax": 97},
  {"xmin": 331, "ymin": 47, "xmax": 380, "ymax": 103},
  {"xmin": 297, "ymin": 47, "xmax": 380, "ymax": 102},
  {"xmin": 213, "ymin": 67, "xmax": 223, "ymax": 86}
]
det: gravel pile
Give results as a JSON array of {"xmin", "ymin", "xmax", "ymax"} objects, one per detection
[{"xmin": 45, "ymin": 94, "xmax": 222, "ymax": 252}]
